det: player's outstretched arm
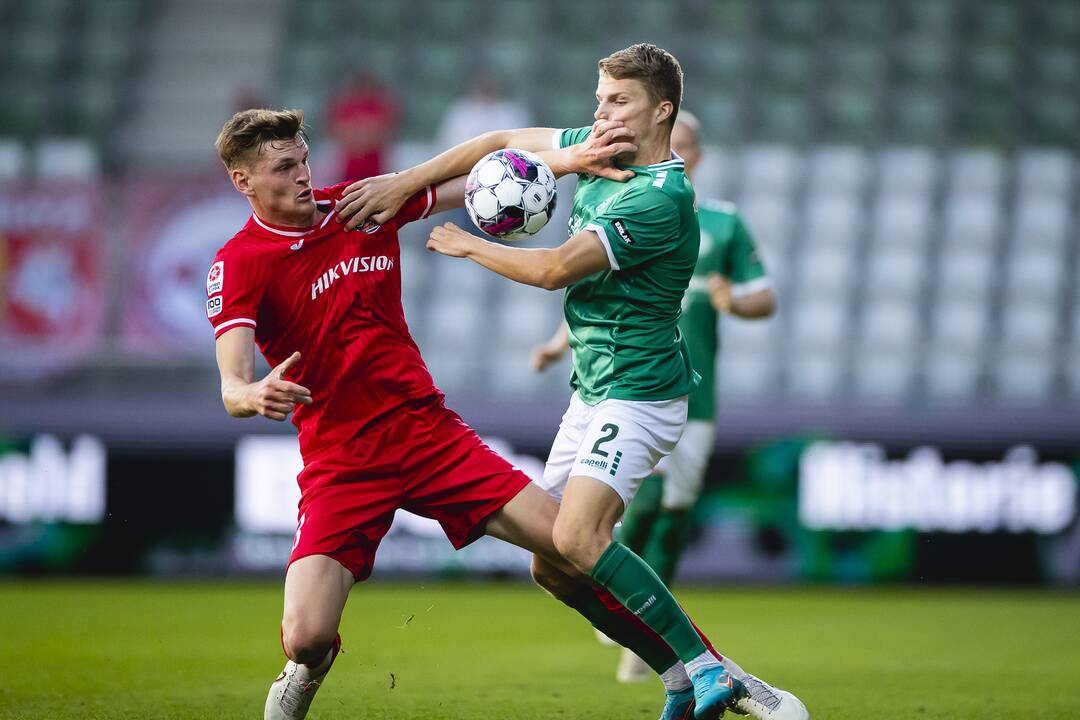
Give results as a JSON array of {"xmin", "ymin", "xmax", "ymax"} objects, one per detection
[
  {"xmin": 530, "ymin": 322, "xmax": 570, "ymax": 372},
  {"xmin": 216, "ymin": 328, "xmax": 312, "ymax": 421},
  {"xmin": 426, "ymin": 223, "xmax": 609, "ymax": 291},
  {"xmin": 337, "ymin": 121, "xmax": 636, "ymax": 229},
  {"xmin": 337, "ymin": 130, "xmax": 517, "ymax": 228}
]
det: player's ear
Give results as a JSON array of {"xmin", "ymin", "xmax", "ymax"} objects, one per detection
[
  {"xmin": 231, "ymin": 166, "xmax": 255, "ymax": 197},
  {"xmin": 655, "ymin": 101, "xmax": 673, "ymax": 127}
]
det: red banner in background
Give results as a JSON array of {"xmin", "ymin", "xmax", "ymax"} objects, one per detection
[
  {"xmin": 120, "ymin": 177, "xmax": 251, "ymax": 355},
  {"xmin": 0, "ymin": 184, "xmax": 106, "ymax": 379}
]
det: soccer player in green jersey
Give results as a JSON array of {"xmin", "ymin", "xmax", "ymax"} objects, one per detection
[
  {"xmin": 532, "ymin": 112, "xmax": 808, "ymax": 718},
  {"xmin": 337, "ymin": 44, "xmax": 807, "ymax": 720},
  {"xmin": 535, "ymin": 109, "xmax": 784, "ymax": 694}
]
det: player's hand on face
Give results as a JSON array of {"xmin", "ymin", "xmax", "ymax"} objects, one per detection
[
  {"xmin": 566, "ymin": 120, "xmax": 637, "ymax": 182},
  {"xmin": 426, "ymin": 222, "xmax": 475, "ymax": 258},
  {"xmin": 249, "ymin": 351, "xmax": 313, "ymax": 421},
  {"xmin": 337, "ymin": 173, "xmax": 410, "ymax": 231},
  {"xmin": 707, "ymin": 273, "xmax": 733, "ymax": 314}
]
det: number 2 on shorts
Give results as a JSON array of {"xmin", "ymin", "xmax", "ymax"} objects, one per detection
[{"xmin": 590, "ymin": 423, "xmax": 620, "ymax": 457}]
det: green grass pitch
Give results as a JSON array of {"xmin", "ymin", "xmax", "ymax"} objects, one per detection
[{"xmin": 2, "ymin": 581, "xmax": 1078, "ymax": 719}]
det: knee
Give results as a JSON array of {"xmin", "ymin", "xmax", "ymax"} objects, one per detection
[
  {"xmin": 552, "ymin": 522, "xmax": 610, "ymax": 576},
  {"xmin": 281, "ymin": 616, "xmax": 337, "ymax": 666}
]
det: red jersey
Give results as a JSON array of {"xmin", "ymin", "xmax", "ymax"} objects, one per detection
[{"xmin": 207, "ymin": 182, "xmax": 439, "ymax": 459}]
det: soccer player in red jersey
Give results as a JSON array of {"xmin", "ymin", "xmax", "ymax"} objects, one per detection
[{"xmin": 208, "ymin": 109, "xmax": 687, "ymax": 720}]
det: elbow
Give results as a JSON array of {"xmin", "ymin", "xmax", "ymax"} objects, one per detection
[
  {"xmin": 535, "ymin": 252, "xmax": 571, "ymax": 291},
  {"xmin": 538, "ymin": 275, "xmax": 563, "ymax": 291},
  {"xmin": 755, "ymin": 297, "xmax": 777, "ymax": 319},
  {"xmin": 733, "ymin": 291, "xmax": 777, "ymax": 319},
  {"xmin": 762, "ymin": 293, "xmax": 778, "ymax": 318},
  {"xmin": 537, "ymin": 267, "xmax": 570, "ymax": 291},
  {"xmin": 484, "ymin": 129, "xmax": 513, "ymax": 149}
]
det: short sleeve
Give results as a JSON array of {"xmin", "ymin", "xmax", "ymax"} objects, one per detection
[
  {"xmin": 585, "ymin": 186, "xmax": 680, "ymax": 271},
  {"xmin": 723, "ymin": 214, "xmax": 771, "ymax": 298},
  {"xmin": 556, "ymin": 126, "xmax": 593, "ymax": 149},
  {"xmin": 206, "ymin": 245, "xmax": 267, "ymax": 338},
  {"xmin": 391, "ymin": 185, "xmax": 437, "ymax": 227}
]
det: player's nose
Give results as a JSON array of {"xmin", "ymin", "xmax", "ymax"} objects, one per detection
[{"xmin": 594, "ymin": 104, "xmax": 607, "ymax": 121}]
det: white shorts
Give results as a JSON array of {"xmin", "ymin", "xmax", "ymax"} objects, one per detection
[
  {"xmin": 539, "ymin": 392, "xmax": 688, "ymax": 508},
  {"xmin": 654, "ymin": 420, "xmax": 715, "ymax": 509}
]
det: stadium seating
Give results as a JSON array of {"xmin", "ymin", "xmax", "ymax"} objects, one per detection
[
  {"xmin": 0, "ymin": 0, "xmax": 146, "ymax": 159},
  {"xmin": 4, "ymin": 0, "xmax": 1078, "ymax": 413}
]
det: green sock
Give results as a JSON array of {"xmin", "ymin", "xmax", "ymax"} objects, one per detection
[
  {"xmin": 617, "ymin": 474, "xmax": 663, "ymax": 553},
  {"xmin": 642, "ymin": 508, "xmax": 691, "ymax": 586},
  {"xmin": 558, "ymin": 584, "xmax": 679, "ymax": 674},
  {"xmin": 590, "ymin": 541, "xmax": 709, "ymax": 664}
]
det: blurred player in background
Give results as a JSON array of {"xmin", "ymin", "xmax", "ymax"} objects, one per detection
[
  {"xmin": 533, "ymin": 110, "xmax": 778, "ymax": 688},
  {"xmin": 338, "ymin": 43, "xmax": 806, "ymax": 720},
  {"xmin": 325, "ymin": 71, "xmax": 398, "ymax": 182},
  {"xmin": 207, "ymin": 107, "xmax": 725, "ymax": 720},
  {"xmin": 436, "ymin": 73, "xmax": 531, "ymax": 151}
]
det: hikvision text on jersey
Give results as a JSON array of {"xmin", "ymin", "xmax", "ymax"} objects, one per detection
[{"xmin": 311, "ymin": 254, "xmax": 395, "ymax": 300}]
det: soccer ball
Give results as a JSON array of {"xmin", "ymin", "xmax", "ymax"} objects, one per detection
[{"xmin": 464, "ymin": 149, "xmax": 557, "ymax": 240}]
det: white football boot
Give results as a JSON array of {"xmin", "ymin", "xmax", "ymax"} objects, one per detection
[
  {"xmin": 731, "ymin": 674, "xmax": 809, "ymax": 720},
  {"xmin": 264, "ymin": 635, "xmax": 341, "ymax": 720},
  {"xmin": 616, "ymin": 647, "xmax": 653, "ymax": 683}
]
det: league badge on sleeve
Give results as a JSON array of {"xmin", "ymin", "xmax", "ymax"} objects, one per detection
[
  {"xmin": 206, "ymin": 295, "xmax": 223, "ymax": 318},
  {"xmin": 206, "ymin": 261, "xmax": 224, "ymax": 295}
]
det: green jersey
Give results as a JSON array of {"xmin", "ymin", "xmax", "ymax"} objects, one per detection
[
  {"xmin": 682, "ymin": 199, "xmax": 770, "ymax": 420},
  {"xmin": 556, "ymin": 126, "xmax": 700, "ymax": 405}
]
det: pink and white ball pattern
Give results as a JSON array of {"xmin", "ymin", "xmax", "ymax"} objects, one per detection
[{"xmin": 464, "ymin": 149, "xmax": 558, "ymax": 240}]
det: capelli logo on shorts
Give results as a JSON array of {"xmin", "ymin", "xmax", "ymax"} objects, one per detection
[{"xmin": 579, "ymin": 458, "xmax": 609, "ymax": 470}]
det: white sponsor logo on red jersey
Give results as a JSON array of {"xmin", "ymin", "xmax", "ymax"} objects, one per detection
[
  {"xmin": 207, "ymin": 261, "xmax": 224, "ymax": 294},
  {"xmin": 311, "ymin": 255, "xmax": 395, "ymax": 300}
]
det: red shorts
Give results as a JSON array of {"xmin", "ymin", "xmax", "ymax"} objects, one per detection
[{"xmin": 289, "ymin": 396, "xmax": 531, "ymax": 581}]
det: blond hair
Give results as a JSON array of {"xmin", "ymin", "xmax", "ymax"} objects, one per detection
[
  {"xmin": 215, "ymin": 108, "xmax": 307, "ymax": 171},
  {"xmin": 598, "ymin": 43, "xmax": 683, "ymax": 127}
]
